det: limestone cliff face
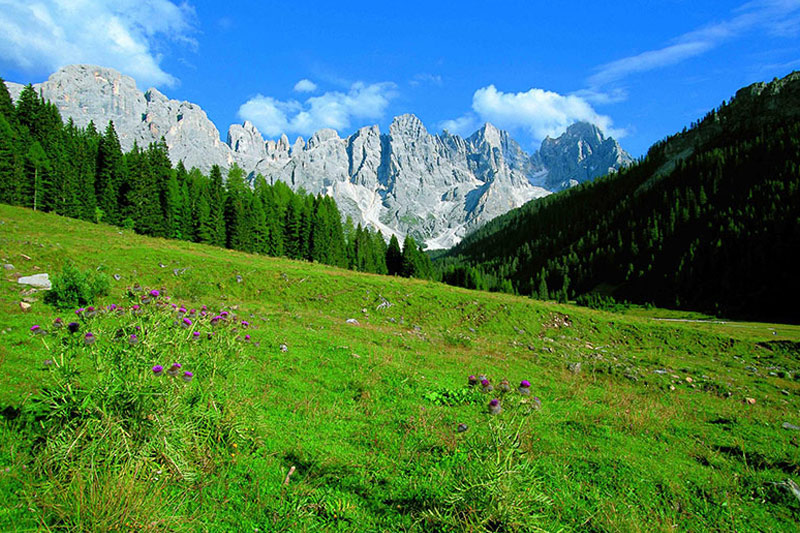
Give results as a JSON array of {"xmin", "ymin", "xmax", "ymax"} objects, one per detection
[
  {"xmin": 6, "ymin": 65, "xmax": 631, "ymax": 248},
  {"xmin": 6, "ymin": 65, "xmax": 232, "ymax": 171}
]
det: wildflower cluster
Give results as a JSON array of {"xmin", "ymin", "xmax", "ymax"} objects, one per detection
[{"xmin": 30, "ymin": 286, "xmax": 258, "ymax": 389}]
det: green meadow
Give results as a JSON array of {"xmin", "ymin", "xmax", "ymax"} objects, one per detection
[{"xmin": 1, "ymin": 203, "xmax": 799, "ymax": 532}]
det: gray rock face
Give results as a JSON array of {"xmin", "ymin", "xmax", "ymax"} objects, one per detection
[
  {"xmin": 539, "ymin": 122, "xmax": 633, "ymax": 190},
  {"xmin": 6, "ymin": 65, "xmax": 232, "ymax": 172},
  {"xmin": 6, "ymin": 65, "xmax": 632, "ymax": 248}
]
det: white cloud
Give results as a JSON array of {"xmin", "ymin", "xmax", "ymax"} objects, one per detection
[
  {"xmin": 239, "ymin": 81, "xmax": 397, "ymax": 138},
  {"xmin": 588, "ymin": 0, "xmax": 800, "ymax": 87},
  {"xmin": 0, "ymin": 0, "xmax": 195, "ymax": 88},
  {"xmin": 444, "ymin": 85, "xmax": 623, "ymax": 142},
  {"xmin": 293, "ymin": 78, "xmax": 318, "ymax": 93},
  {"xmin": 439, "ymin": 115, "xmax": 478, "ymax": 135},
  {"xmin": 410, "ymin": 73, "xmax": 443, "ymax": 87}
]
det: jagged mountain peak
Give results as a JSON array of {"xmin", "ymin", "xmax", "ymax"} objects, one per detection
[{"xmin": 390, "ymin": 113, "xmax": 427, "ymax": 137}]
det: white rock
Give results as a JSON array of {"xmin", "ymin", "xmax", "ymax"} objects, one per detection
[{"xmin": 17, "ymin": 273, "xmax": 51, "ymax": 289}]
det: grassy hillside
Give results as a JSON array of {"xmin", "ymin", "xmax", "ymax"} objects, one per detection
[{"xmin": 1, "ymin": 203, "xmax": 800, "ymax": 532}]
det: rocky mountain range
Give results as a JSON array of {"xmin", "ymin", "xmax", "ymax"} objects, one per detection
[{"xmin": 5, "ymin": 65, "xmax": 632, "ymax": 248}]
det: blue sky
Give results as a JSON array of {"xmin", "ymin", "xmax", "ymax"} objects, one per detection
[{"xmin": 1, "ymin": 0, "xmax": 800, "ymax": 156}]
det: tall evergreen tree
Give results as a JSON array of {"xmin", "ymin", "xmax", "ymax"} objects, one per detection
[
  {"xmin": 386, "ymin": 234, "xmax": 403, "ymax": 275},
  {"xmin": 95, "ymin": 121, "xmax": 124, "ymax": 225}
]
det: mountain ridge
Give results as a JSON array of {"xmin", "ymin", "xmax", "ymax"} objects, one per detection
[{"xmin": 5, "ymin": 64, "xmax": 632, "ymax": 247}]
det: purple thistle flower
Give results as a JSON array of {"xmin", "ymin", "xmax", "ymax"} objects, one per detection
[
  {"xmin": 152, "ymin": 365, "xmax": 164, "ymax": 376},
  {"xmin": 30, "ymin": 325, "xmax": 41, "ymax": 333},
  {"xmin": 519, "ymin": 380, "xmax": 531, "ymax": 395},
  {"xmin": 201, "ymin": 305, "xmax": 207, "ymax": 311},
  {"xmin": 481, "ymin": 379, "xmax": 493, "ymax": 392},
  {"xmin": 220, "ymin": 311, "xmax": 229, "ymax": 318},
  {"xmin": 241, "ymin": 320, "xmax": 249, "ymax": 328},
  {"xmin": 85, "ymin": 306, "xmax": 96, "ymax": 318},
  {"xmin": 488, "ymin": 399, "xmax": 502, "ymax": 415},
  {"xmin": 181, "ymin": 317, "xmax": 192, "ymax": 329},
  {"xmin": 171, "ymin": 303, "xmax": 177, "ymax": 309},
  {"xmin": 149, "ymin": 289, "xmax": 160, "ymax": 298},
  {"xmin": 244, "ymin": 334, "xmax": 251, "ymax": 341},
  {"xmin": 166, "ymin": 363, "xmax": 182, "ymax": 377},
  {"xmin": 192, "ymin": 331, "xmax": 201, "ymax": 339},
  {"xmin": 200, "ymin": 310, "xmax": 208, "ymax": 317},
  {"xmin": 182, "ymin": 371, "xmax": 193, "ymax": 383},
  {"xmin": 67, "ymin": 322, "xmax": 80, "ymax": 334},
  {"xmin": 107, "ymin": 304, "xmax": 117, "ymax": 311},
  {"xmin": 129, "ymin": 334, "xmax": 138, "ymax": 345},
  {"xmin": 178, "ymin": 307, "xmax": 186, "ymax": 314},
  {"xmin": 211, "ymin": 316, "xmax": 221, "ymax": 325},
  {"xmin": 84, "ymin": 332, "xmax": 96, "ymax": 345},
  {"xmin": 499, "ymin": 378, "xmax": 511, "ymax": 392},
  {"xmin": 189, "ymin": 309, "xmax": 196, "ymax": 315},
  {"xmin": 53, "ymin": 317, "xmax": 63, "ymax": 328},
  {"xmin": 468, "ymin": 375, "xmax": 478, "ymax": 387},
  {"xmin": 75, "ymin": 308, "xmax": 84, "ymax": 315}
]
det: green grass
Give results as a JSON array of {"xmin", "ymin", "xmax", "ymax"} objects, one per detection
[{"xmin": 1, "ymin": 203, "xmax": 799, "ymax": 532}]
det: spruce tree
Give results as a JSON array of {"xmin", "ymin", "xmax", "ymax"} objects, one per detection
[
  {"xmin": 96, "ymin": 121, "xmax": 124, "ymax": 225},
  {"xmin": 386, "ymin": 234, "xmax": 403, "ymax": 275}
]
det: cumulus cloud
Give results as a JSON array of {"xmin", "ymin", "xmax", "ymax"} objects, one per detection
[
  {"xmin": 0, "ymin": 0, "xmax": 195, "ymax": 88},
  {"xmin": 293, "ymin": 79, "xmax": 318, "ymax": 93},
  {"xmin": 588, "ymin": 0, "xmax": 800, "ymax": 87},
  {"xmin": 442, "ymin": 85, "xmax": 623, "ymax": 142},
  {"xmin": 439, "ymin": 115, "xmax": 478, "ymax": 135},
  {"xmin": 239, "ymin": 82, "xmax": 397, "ymax": 138}
]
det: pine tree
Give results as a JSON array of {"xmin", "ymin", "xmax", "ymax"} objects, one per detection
[
  {"xmin": 96, "ymin": 121, "xmax": 124, "ymax": 225},
  {"xmin": 208, "ymin": 165, "xmax": 227, "ymax": 247},
  {"xmin": 386, "ymin": 234, "xmax": 403, "ymax": 275}
]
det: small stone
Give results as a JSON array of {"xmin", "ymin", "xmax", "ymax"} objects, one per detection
[
  {"xmin": 780, "ymin": 389, "xmax": 790, "ymax": 396},
  {"xmin": 279, "ymin": 343, "xmax": 288, "ymax": 352},
  {"xmin": 17, "ymin": 273, "xmax": 51, "ymax": 289},
  {"xmin": 20, "ymin": 253, "xmax": 31, "ymax": 261},
  {"xmin": 568, "ymin": 362, "xmax": 582, "ymax": 374},
  {"xmin": 19, "ymin": 301, "xmax": 31, "ymax": 312},
  {"xmin": 159, "ymin": 263, "xmax": 166, "ymax": 268},
  {"xmin": 2, "ymin": 264, "xmax": 13, "ymax": 270},
  {"xmin": 685, "ymin": 377, "xmax": 693, "ymax": 383},
  {"xmin": 457, "ymin": 423, "xmax": 468, "ymax": 433},
  {"xmin": 113, "ymin": 274, "xmax": 121, "ymax": 281},
  {"xmin": 745, "ymin": 397, "xmax": 757, "ymax": 405},
  {"xmin": 345, "ymin": 318, "xmax": 359, "ymax": 325},
  {"xmin": 782, "ymin": 422, "xmax": 800, "ymax": 431},
  {"xmin": 669, "ymin": 385, "xmax": 676, "ymax": 391},
  {"xmin": 653, "ymin": 369, "xmax": 668, "ymax": 375},
  {"xmin": 236, "ymin": 275, "xmax": 243, "ymax": 283}
]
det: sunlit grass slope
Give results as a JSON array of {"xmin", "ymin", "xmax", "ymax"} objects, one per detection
[{"xmin": 1, "ymin": 203, "xmax": 799, "ymax": 532}]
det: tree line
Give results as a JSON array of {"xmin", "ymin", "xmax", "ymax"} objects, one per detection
[{"xmin": 0, "ymin": 79, "xmax": 433, "ymax": 280}]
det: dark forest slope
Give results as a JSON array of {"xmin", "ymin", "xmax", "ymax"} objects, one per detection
[{"xmin": 439, "ymin": 72, "xmax": 800, "ymax": 322}]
